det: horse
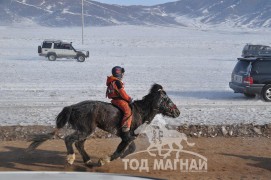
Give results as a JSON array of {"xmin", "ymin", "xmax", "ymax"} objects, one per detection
[{"xmin": 26, "ymin": 84, "xmax": 180, "ymax": 166}]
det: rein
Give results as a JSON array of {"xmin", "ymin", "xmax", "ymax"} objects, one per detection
[{"xmin": 159, "ymin": 96, "xmax": 177, "ymax": 113}]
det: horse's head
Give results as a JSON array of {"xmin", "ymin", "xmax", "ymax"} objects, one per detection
[{"xmin": 150, "ymin": 84, "xmax": 180, "ymax": 118}]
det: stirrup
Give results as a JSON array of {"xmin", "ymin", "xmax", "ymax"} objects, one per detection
[{"xmin": 122, "ymin": 131, "xmax": 136, "ymax": 142}]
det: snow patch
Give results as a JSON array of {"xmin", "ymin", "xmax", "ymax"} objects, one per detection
[{"xmin": 0, "ymin": 26, "xmax": 270, "ymax": 126}]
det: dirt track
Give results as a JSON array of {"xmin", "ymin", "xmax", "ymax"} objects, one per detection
[{"xmin": 0, "ymin": 137, "xmax": 270, "ymax": 180}]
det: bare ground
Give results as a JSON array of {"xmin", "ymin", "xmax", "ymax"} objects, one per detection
[{"xmin": 0, "ymin": 137, "xmax": 270, "ymax": 180}]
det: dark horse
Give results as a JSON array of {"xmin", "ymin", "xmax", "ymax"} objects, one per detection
[{"xmin": 27, "ymin": 84, "xmax": 180, "ymax": 166}]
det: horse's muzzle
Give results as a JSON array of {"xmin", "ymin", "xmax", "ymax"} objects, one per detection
[{"xmin": 173, "ymin": 108, "xmax": 180, "ymax": 118}]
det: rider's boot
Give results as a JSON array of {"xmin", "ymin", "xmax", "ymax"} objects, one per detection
[{"xmin": 121, "ymin": 128, "xmax": 136, "ymax": 142}]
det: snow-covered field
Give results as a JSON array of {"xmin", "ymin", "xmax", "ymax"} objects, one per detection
[{"xmin": 0, "ymin": 25, "xmax": 271, "ymax": 126}]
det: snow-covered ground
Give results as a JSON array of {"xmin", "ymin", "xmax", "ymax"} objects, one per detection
[{"xmin": 0, "ymin": 25, "xmax": 271, "ymax": 126}]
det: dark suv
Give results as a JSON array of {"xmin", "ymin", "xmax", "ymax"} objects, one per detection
[{"xmin": 229, "ymin": 57, "xmax": 271, "ymax": 101}]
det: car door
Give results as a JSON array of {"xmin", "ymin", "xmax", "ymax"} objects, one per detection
[
  {"xmin": 53, "ymin": 42, "xmax": 62, "ymax": 57},
  {"xmin": 251, "ymin": 61, "xmax": 271, "ymax": 84},
  {"xmin": 42, "ymin": 42, "xmax": 52, "ymax": 55},
  {"xmin": 60, "ymin": 44, "xmax": 76, "ymax": 58}
]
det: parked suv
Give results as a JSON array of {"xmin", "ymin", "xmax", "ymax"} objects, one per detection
[
  {"xmin": 229, "ymin": 56, "xmax": 271, "ymax": 101},
  {"xmin": 38, "ymin": 40, "xmax": 89, "ymax": 62}
]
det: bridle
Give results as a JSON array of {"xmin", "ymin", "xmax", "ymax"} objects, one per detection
[{"xmin": 157, "ymin": 89, "xmax": 177, "ymax": 113}]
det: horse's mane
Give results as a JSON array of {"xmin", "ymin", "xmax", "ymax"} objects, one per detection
[{"xmin": 133, "ymin": 83, "xmax": 163, "ymax": 112}]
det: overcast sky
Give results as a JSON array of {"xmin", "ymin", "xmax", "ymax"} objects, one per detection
[{"xmin": 92, "ymin": 0, "xmax": 177, "ymax": 6}]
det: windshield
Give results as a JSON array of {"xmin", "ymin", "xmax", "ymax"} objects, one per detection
[{"xmin": 233, "ymin": 60, "xmax": 251, "ymax": 75}]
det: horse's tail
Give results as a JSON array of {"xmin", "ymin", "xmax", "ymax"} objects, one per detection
[
  {"xmin": 26, "ymin": 106, "xmax": 72, "ymax": 152},
  {"xmin": 26, "ymin": 129, "xmax": 59, "ymax": 152},
  {"xmin": 56, "ymin": 106, "xmax": 72, "ymax": 129}
]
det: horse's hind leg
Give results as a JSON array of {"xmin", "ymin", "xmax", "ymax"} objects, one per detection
[
  {"xmin": 75, "ymin": 139, "xmax": 92, "ymax": 165},
  {"xmin": 65, "ymin": 131, "xmax": 89, "ymax": 165}
]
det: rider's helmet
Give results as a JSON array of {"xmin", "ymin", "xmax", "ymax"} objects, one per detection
[{"xmin": 112, "ymin": 66, "xmax": 125, "ymax": 79}]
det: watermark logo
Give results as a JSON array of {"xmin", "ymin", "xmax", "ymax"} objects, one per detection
[{"xmin": 122, "ymin": 124, "xmax": 208, "ymax": 173}]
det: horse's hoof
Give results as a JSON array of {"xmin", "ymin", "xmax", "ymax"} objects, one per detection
[
  {"xmin": 85, "ymin": 159, "xmax": 92, "ymax": 166},
  {"xmin": 64, "ymin": 163, "xmax": 72, "ymax": 168},
  {"xmin": 66, "ymin": 153, "xmax": 75, "ymax": 165},
  {"xmin": 98, "ymin": 158, "xmax": 105, "ymax": 166},
  {"xmin": 98, "ymin": 156, "xmax": 110, "ymax": 166}
]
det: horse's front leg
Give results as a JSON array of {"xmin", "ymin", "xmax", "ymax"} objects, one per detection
[
  {"xmin": 121, "ymin": 141, "xmax": 136, "ymax": 158},
  {"xmin": 98, "ymin": 140, "xmax": 131, "ymax": 166}
]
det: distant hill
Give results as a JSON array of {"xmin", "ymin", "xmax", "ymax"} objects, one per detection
[{"xmin": 1, "ymin": 0, "xmax": 271, "ymax": 28}]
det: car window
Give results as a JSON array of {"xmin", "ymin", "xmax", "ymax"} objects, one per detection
[
  {"xmin": 233, "ymin": 60, "xmax": 250, "ymax": 74},
  {"xmin": 42, "ymin": 42, "xmax": 52, "ymax": 48},
  {"xmin": 54, "ymin": 43, "xmax": 61, "ymax": 49},
  {"xmin": 249, "ymin": 46, "xmax": 259, "ymax": 51},
  {"xmin": 60, "ymin": 44, "xmax": 71, "ymax": 50},
  {"xmin": 252, "ymin": 61, "xmax": 271, "ymax": 74},
  {"xmin": 261, "ymin": 47, "xmax": 271, "ymax": 55}
]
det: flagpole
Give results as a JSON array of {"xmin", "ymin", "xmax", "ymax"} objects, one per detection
[{"xmin": 81, "ymin": 0, "xmax": 84, "ymax": 45}]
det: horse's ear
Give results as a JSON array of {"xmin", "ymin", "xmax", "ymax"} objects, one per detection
[{"xmin": 150, "ymin": 84, "xmax": 163, "ymax": 94}]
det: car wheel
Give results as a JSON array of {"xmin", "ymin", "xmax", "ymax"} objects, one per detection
[
  {"xmin": 262, "ymin": 84, "xmax": 271, "ymax": 102},
  {"xmin": 38, "ymin": 46, "xmax": 41, "ymax": 53},
  {"xmin": 48, "ymin": 54, "xmax": 56, "ymax": 61},
  {"xmin": 244, "ymin": 93, "xmax": 256, "ymax": 98},
  {"xmin": 77, "ymin": 55, "xmax": 85, "ymax": 62}
]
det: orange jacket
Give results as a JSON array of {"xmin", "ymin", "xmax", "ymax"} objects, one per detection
[{"xmin": 106, "ymin": 76, "xmax": 132, "ymax": 102}]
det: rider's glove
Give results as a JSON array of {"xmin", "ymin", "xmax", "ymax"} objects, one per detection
[{"xmin": 129, "ymin": 98, "xmax": 134, "ymax": 105}]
